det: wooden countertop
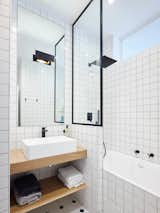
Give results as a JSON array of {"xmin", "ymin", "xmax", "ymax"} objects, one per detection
[{"xmin": 10, "ymin": 145, "xmax": 87, "ymax": 175}]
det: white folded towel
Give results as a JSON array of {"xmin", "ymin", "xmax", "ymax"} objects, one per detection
[
  {"xmin": 58, "ymin": 166, "xmax": 83, "ymax": 183},
  {"xmin": 58, "ymin": 166, "xmax": 84, "ymax": 189},
  {"xmin": 58, "ymin": 173, "xmax": 84, "ymax": 189}
]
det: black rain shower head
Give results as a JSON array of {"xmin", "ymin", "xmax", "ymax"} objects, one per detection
[{"xmin": 88, "ymin": 56, "xmax": 117, "ymax": 68}]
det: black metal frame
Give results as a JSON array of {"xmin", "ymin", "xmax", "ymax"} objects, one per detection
[
  {"xmin": 72, "ymin": 0, "xmax": 103, "ymax": 126},
  {"xmin": 54, "ymin": 35, "xmax": 65, "ymax": 123}
]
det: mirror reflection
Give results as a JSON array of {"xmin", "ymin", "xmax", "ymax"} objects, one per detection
[
  {"xmin": 54, "ymin": 36, "xmax": 65, "ymax": 123},
  {"xmin": 18, "ymin": 6, "xmax": 65, "ymax": 126}
]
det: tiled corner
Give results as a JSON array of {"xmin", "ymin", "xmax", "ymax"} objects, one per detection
[{"xmin": 0, "ymin": 0, "xmax": 10, "ymax": 212}]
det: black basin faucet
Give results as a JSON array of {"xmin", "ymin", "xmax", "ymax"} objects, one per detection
[{"xmin": 42, "ymin": 127, "xmax": 48, "ymax": 137}]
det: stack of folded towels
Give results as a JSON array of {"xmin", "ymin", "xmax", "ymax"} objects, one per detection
[
  {"xmin": 13, "ymin": 174, "xmax": 42, "ymax": 206},
  {"xmin": 57, "ymin": 166, "xmax": 84, "ymax": 189}
]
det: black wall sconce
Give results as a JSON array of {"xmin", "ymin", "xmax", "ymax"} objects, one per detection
[{"xmin": 33, "ymin": 50, "xmax": 54, "ymax": 65}]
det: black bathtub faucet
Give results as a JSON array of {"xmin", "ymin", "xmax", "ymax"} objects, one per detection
[
  {"xmin": 134, "ymin": 150, "xmax": 140, "ymax": 157},
  {"xmin": 147, "ymin": 153, "xmax": 154, "ymax": 158},
  {"xmin": 42, "ymin": 127, "xmax": 48, "ymax": 137}
]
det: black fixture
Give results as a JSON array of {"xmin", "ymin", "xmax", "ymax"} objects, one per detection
[
  {"xmin": 63, "ymin": 124, "xmax": 69, "ymax": 134},
  {"xmin": 42, "ymin": 127, "xmax": 48, "ymax": 137},
  {"xmin": 134, "ymin": 150, "xmax": 140, "ymax": 155},
  {"xmin": 87, "ymin": 112, "xmax": 93, "ymax": 122},
  {"xmin": 88, "ymin": 56, "xmax": 117, "ymax": 68},
  {"xmin": 147, "ymin": 153, "xmax": 155, "ymax": 158},
  {"xmin": 101, "ymin": 56, "xmax": 117, "ymax": 68},
  {"xmin": 33, "ymin": 50, "xmax": 54, "ymax": 65},
  {"xmin": 72, "ymin": 0, "xmax": 103, "ymax": 126}
]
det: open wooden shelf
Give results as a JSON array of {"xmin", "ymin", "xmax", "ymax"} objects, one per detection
[
  {"xmin": 10, "ymin": 145, "xmax": 87, "ymax": 175},
  {"xmin": 10, "ymin": 176, "xmax": 87, "ymax": 213}
]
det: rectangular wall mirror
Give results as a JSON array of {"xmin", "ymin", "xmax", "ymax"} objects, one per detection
[
  {"xmin": 72, "ymin": 0, "xmax": 103, "ymax": 126},
  {"xmin": 17, "ymin": 5, "xmax": 65, "ymax": 127}
]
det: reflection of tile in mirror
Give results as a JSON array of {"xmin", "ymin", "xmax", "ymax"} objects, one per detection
[{"xmin": 18, "ymin": 7, "xmax": 65, "ymax": 127}]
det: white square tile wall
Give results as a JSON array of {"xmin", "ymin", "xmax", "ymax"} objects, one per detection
[
  {"xmin": 103, "ymin": 171, "xmax": 160, "ymax": 213},
  {"xmin": 10, "ymin": 0, "xmax": 65, "ymax": 149},
  {"xmin": 73, "ymin": 28, "xmax": 100, "ymax": 124},
  {"xmin": 103, "ymin": 45, "xmax": 160, "ymax": 164},
  {"xmin": 64, "ymin": 25, "xmax": 104, "ymax": 213},
  {"xmin": 64, "ymin": 23, "xmax": 103, "ymax": 213},
  {"xmin": 10, "ymin": 0, "xmax": 66, "ymax": 184},
  {"xmin": 72, "ymin": 125, "xmax": 103, "ymax": 213},
  {"xmin": 103, "ymin": 45, "xmax": 160, "ymax": 213},
  {"xmin": 0, "ymin": 0, "xmax": 10, "ymax": 212}
]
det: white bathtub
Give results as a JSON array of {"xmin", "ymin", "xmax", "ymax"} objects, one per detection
[{"xmin": 103, "ymin": 151, "xmax": 160, "ymax": 197}]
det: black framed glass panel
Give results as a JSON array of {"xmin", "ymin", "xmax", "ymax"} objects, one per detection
[
  {"xmin": 72, "ymin": 0, "xmax": 103, "ymax": 126},
  {"xmin": 17, "ymin": 6, "xmax": 64, "ymax": 127}
]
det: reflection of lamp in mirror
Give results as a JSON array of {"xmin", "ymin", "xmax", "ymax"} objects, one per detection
[{"xmin": 33, "ymin": 50, "xmax": 54, "ymax": 65}]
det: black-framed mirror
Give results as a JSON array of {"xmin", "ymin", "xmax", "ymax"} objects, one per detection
[
  {"xmin": 72, "ymin": 0, "xmax": 103, "ymax": 126},
  {"xmin": 54, "ymin": 35, "xmax": 65, "ymax": 123},
  {"xmin": 17, "ymin": 5, "xmax": 65, "ymax": 127}
]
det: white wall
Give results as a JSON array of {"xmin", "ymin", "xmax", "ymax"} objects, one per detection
[
  {"xmin": 64, "ymin": 25, "xmax": 103, "ymax": 213},
  {"xmin": 0, "ymin": 0, "xmax": 10, "ymax": 212},
  {"xmin": 9, "ymin": 2, "xmax": 103, "ymax": 213},
  {"xmin": 103, "ymin": 44, "xmax": 160, "ymax": 212},
  {"xmin": 10, "ymin": 0, "xmax": 65, "ymax": 183},
  {"xmin": 19, "ymin": 34, "xmax": 55, "ymax": 126},
  {"xmin": 104, "ymin": 44, "xmax": 160, "ymax": 164},
  {"xmin": 103, "ymin": 170, "xmax": 160, "ymax": 213}
]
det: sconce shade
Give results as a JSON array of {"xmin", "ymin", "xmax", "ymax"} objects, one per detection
[{"xmin": 33, "ymin": 50, "xmax": 54, "ymax": 65}]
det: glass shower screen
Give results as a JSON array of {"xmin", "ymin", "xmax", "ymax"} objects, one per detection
[{"xmin": 72, "ymin": 0, "xmax": 102, "ymax": 126}]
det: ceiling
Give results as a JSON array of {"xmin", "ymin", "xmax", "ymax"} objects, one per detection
[
  {"xmin": 19, "ymin": 0, "xmax": 160, "ymax": 42},
  {"xmin": 18, "ymin": 7, "xmax": 64, "ymax": 45},
  {"xmin": 37, "ymin": 0, "xmax": 91, "ymax": 23},
  {"xmin": 38, "ymin": 0, "xmax": 160, "ymax": 39},
  {"xmin": 103, "ymin": 0, "xmax": 160, "ymax": 39}
]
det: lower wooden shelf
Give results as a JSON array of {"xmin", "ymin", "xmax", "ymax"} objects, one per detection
[{"xmin": 10, "ymin": 176, "xmax": 87, "ymax": 213}]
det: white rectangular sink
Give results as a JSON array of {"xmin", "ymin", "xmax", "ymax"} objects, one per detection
[{"xmin": 22, "ymin": 136, "xmax": 77, "ymax": 160}]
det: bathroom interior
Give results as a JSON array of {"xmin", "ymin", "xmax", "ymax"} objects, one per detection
[{"xmin": 1, "ymin": 0, "xmax": 160, "ymax": 212}]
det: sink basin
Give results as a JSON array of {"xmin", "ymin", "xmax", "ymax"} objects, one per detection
[{"xmin": 22, "ymin": 136, "xmax": 77, "ymax": 160}]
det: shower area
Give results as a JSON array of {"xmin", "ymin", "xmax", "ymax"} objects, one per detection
[{"xmin": 72, "ymin": 0, "xmax": 160, "ymax": 212}]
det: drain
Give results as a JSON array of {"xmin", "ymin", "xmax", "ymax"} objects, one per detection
[{"xmin": 80, "ymin": 209, "xmax": 84, "ymax": 212}]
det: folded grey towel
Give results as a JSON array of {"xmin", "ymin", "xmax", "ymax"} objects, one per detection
[{"xmin": 14, "ymin": 189, "xmax": 42, "ymax": 206}]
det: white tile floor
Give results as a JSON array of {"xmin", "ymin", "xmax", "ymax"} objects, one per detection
[{"xmin": 30, "ymin": 196, "xmax": 88, "ymax": 213}]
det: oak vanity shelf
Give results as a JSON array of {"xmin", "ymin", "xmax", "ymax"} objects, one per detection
[
  {"xmin": 10, "ymin": 145, "xmax": 87, "ymax": 175},
  {"xmin": 11, "ymin": 176, "xmax": 87, "ymax": 213},
  {"xmin": 10, "ymin": 146, "xmax": 87, "ymax": 213}
]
